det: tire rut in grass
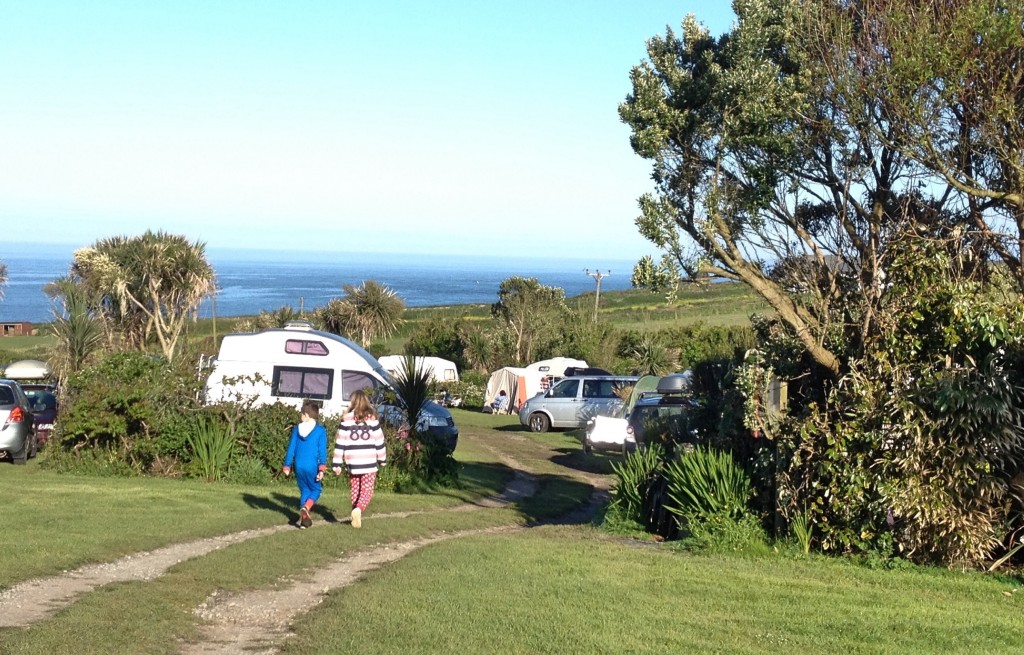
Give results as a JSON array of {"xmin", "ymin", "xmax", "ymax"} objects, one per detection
[
  {"xmin": 0, "ymin": 470, "xmax": 537, "ymax": 629},
  {"xmin": 179, "ymin": 471, "xmax": 610, "ymax": 655},
  {"xmin": 180, "ymin": 526, "xmax": 519, "ymax": 655}
]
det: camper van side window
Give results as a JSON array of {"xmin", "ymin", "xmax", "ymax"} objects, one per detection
[
  {"xmin": 284, "ymin": 339, "xmax": 329, "ymax": 356},
  {"xmin": 272, "ymin": 366, "xmax": 333, "ymax": 400},
  {"xmin": 341, "ymin": 371, "xmax": 379, "ymax": 401}
]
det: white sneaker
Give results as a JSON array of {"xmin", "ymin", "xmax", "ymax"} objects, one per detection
[{"xmin": 351, "ymin": 507, "xmax": 362, "ymax": 529}]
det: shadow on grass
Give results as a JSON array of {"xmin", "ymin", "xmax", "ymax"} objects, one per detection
[
  {"xmin": 550, "ymin": 448, "xmax": 620, "ymax": 476},
  {"xmin": 240, "ymin": 491, "xmax": 338, "ymax": 523},
  {"xmin": 517, "ymin": 473, "xmax": 601, "ymax": 526},
  {"xmin": 493, "ymin": 423, "xmax": 531, "ymax": 433}
]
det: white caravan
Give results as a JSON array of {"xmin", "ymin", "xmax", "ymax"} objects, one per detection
[
  {"xmin": 203, "ymin": 323, "xmax": 391, "ymax": 415},
  {"xmin": 377, "ymin": 355, "xmax": 460, "ymax": 384},
  {"xmin": 202, "ymin": 323, "xmax": 460, "ymax": 451}
]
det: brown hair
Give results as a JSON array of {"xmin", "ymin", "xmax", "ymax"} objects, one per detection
[
  {"xmin": 301, "ymin": 400, "xmax": 320, "ymax": 420},
  {"xmin": 347, "ymin": 390, "xmax": 377, "ymax": 422}
]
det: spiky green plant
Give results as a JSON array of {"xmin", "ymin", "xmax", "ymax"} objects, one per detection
[
  {"xmin": 790, "ymin": 506, "xmax": 813, "ymax": 555},
  {"xmin": 187, "ymin": 414, "xmax": 235, "ymax": 482},
  {"xmin": 664, "ymin": 446, "xmax": 751, "ymax": 524},
  {"xmin": 610, "ymin": 444, "xmax": 664, "ymax": 523}
]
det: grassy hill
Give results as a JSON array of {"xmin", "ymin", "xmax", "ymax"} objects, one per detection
[{"xmin": 0, "ymin": 281, "xmax": 770, "ymax": 366}]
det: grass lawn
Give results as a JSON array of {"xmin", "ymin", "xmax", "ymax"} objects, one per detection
[
  {"xmin": 288, "ymin": 529, "xmax": 1023, "ymax": 655},
  {"xmin": 1, "ymin": 426, "xmax": 1022, "ymax": 654}
]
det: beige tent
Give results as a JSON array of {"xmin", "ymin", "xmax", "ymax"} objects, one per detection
[{"xmin": 484, "ymin": 366, "xmax": 548, "ymax": 413}]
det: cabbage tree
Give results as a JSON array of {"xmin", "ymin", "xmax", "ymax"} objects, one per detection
[{"xmin": 69, "ymin": 230, "xmax": 216, "ymax": 361}]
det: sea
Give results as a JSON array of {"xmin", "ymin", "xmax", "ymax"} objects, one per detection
[{"xmin": 0, "ymin": 243, "xmax": 639, "ymax": 324}]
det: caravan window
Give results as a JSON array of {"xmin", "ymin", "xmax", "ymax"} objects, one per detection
[
  {"xmin": 341, "ymin": 371, "xmax": 379, "ymax": 401},
  {"xmin": 272, "ymin": 366, "xmax": 333, "ymax": 400},
  {"xmin": 284, "ymin": 339, "xmax": 329, "ymax": 356}
]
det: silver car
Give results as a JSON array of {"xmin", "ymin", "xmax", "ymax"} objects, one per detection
[
  {"xmin": 518, "ymin": 375, "xmax": 639, "ymax": 432},
  {"xmin": 0, "ymin": 379, "xmax": 37, "ymax": 465}
]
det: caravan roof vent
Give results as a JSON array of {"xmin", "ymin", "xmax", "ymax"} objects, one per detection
[
  {"xmin": 656, "ymin": 372, "xmax": 691, "ymax": 395},
  {"xmin": 283, "ymin": 321, "xmax": 313, "ymax": 331}
]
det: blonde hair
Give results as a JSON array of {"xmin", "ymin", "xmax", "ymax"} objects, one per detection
[{"xmin": 347, "ymin": 390, "xmax": 377, "ymax": 422}]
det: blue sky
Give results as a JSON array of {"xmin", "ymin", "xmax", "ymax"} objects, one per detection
[{"xmin": 0, "ymin": 1, "xmax": 735, "ymax": 262}]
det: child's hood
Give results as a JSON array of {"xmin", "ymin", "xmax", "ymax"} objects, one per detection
[{"xmin": 297, "ymin": 419, "xmax": 317, "ymax": 438}]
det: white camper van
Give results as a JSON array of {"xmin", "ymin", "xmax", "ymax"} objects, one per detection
[
  {"xmin": 203, "ymin": 322, "xmax": 459, "ymax": 450},
  {"xmin": 204, "ymin": 323, "xmax": 387, "ymax": 414}
]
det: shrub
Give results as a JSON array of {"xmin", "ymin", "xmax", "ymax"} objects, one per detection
[
  {"xmin": 226, "ymin": 455, "xmax": 275, "ymax": 486},
  {"xmin": 48, "ymin": 351, "xmax": 204, "ymax": 475},
  {"xmin": 609, "ymin": 445, "xmax": 664, "ymax": 524},
  {"xmin": 214, "ymin": 401, "xmax": 302, "ymax": 472}
]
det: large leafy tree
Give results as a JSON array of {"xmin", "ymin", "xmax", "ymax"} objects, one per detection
[
  {"xmin": 820, "ymin": 0, "xmax": 1024, "ymax": 288},
  {"xmin": 69, "ymin": 231, "xmax": 216, "ymax": 362},
  {"xmin": 316, "ymin": 280, "xmax": 404, "ymax": 348},
  {"xmin": 622, "ymin": 1, "xmax": 1024, "ymax": 566},
  {"xmin": 619, "ymin": 1, "xmax": 962, "ymax": 377},
  {"xmin": 490, "ymin": 276, "xmax": 567, "ymax": 365}
]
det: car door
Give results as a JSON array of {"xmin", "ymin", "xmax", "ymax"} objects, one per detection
[
  {"xmin": 545, "ymin": 378, "xmax": 580, "ymax": 428},
  {"xmin": 578, "ymin": 378, "xmax": 625, "ymax": 426}
]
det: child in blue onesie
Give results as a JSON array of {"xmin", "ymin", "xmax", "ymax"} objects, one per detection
[{"xmin": 281, "ymin": 400, "xmax": 327, "ymax": 529}]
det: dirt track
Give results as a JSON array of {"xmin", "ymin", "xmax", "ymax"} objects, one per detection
[{"xmin": 0, "ymin": 442, "xmax": 610, "ymax": 654}]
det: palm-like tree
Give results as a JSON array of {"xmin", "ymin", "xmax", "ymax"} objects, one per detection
[
  {"xmin": 45, "ymin": 276, "xmax": 105, "ymax": 386},
  {"xmin": 316, "ymin": 280, "xmax": 404, "ymax": 347},
  {"xmin": 627, "ymin": 335, "xmax": 679, "ymax": 376},
  {"xmin": 71, "ymin": 231, "xmax": 216, "ymax": 361},
  {"xmin": 461, "ymin": 328, "xmax": 493, "ymax": 373},
  {"xmin": 0, "ymin": 258, "xmax": 7, "ymax": 301}
]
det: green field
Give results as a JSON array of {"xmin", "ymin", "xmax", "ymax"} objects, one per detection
[
  {"xmin": 0, "ymin": 282, "xmax": 767, "ymax": 368},
  {"xmin": 0, "ymin": 419, "xmax": 1020, "ymax": 655}
]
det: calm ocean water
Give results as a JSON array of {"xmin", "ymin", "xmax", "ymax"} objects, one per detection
[{"xmin": 0, "ymin": 243, "xmax": 638, "ymax": 323}]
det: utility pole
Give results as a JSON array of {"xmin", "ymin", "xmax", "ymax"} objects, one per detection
[{"xmin": 584, "ymin": 269, "xmax": 610, "ymax": 319}]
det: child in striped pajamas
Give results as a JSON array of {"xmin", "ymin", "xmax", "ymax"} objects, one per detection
[{"xmin": 332, "ymin": 389, "xmax": 387, "ymax": 528}]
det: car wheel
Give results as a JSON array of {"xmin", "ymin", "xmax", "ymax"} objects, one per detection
[{"xmin": 528, "ymin": 413, "xmax": 550, "ymax": 433}]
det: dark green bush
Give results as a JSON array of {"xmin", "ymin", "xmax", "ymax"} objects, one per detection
[{"xmin": 47, "ymin": 351, "xmax": 203, "ymax": 475}]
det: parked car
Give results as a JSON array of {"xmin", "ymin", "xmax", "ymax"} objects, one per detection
[
  {"xmin": 377, "ymin": 400, "xmax": 459, "ymax": 453},
  {"xmin": 624, "ymin": 374, "xmax": 697, "ymax": 452},
  {"xmin": 23, "ymin": 385, "xmax": 58, "ymax": 446},
  {"xmin": 2, "ymin": 360, "xmax": 58, "ymax": 447},
  {"xmin": 519, "ymin": 375, "xmax": 639, "ymax": 432},
  {"xmin": 0, "ymin": 379, "xmax": 37, "ymax": 464},
  {"xmin": 582, "ymin": 373, "xmax": 696, "ymax": 455}
]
